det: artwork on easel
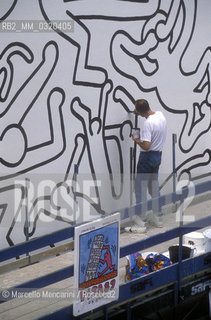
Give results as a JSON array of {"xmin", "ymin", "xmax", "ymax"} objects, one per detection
[{"xmin": 73, "ymin": 212, "xmax": 120, "ymax": 316}]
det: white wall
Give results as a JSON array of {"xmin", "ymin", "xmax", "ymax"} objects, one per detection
[{"xmin": 0, "ymin": 0, "xmax": 210, "ymax": 248}]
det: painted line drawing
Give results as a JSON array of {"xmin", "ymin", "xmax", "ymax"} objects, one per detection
[
  {"xmin": 0, "ymin": 0, "xmax": 210, "ymax": 248},
  {"xmin": 79, "ymin": 223, "xmax": 118, "ymax": 289},
  {"xmin": 110, "ymin": 0, "xmax": 211, "ymax": 182},
  {"xmin": 97, "ymin": 245, "xmax": 116, "ymax": 278},
  {"xmin": 85, "ymin": 234, "xmax": 104, "ymax": 282}
]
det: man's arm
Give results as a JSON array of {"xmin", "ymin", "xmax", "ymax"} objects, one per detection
[{"xmin": 132, "ymin": 136, "xmax": 151, "ymax": 151}]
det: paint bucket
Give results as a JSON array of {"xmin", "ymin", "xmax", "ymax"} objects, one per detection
[
  {"xmin": 168, "ymin": 245, "xmax": 192, "ymax": 263},
  {"xmin": 184, "ymin": 231, "xmax": 204, "ymax": 255},
  {"xmin": 131, "ymin": 128, "xmax": 140, "ymax": 139},
  {"xmin": 203, "ymin": 229, "xmax": 211, "ymax": 253}
]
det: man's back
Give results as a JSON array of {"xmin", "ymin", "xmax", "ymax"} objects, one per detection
[{"xmin": 141, "ymin": 111, "xmax": 167, "ymax": 151}]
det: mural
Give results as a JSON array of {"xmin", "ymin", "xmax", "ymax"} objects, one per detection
[{"xmin": 0, "ymin": 0, "xmax": 210, "ymax": 249}]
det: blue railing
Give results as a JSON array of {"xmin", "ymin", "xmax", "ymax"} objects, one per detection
[{"xmin": 0, "ymin": 180, "xmax": 211, "ymax": 319}]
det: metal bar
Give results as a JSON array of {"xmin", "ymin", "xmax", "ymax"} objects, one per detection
[
  {"xmin": 174, "ymin": 281, "xmax": 178, "ymax": 307},
  {"xmin": 181, "ymin": 214, "xmax": 211, "ymax": 233},
  {"xmin": 172, "ymin": 134, "xmax": 177, "ymax": 195},
  {"xmin": 104, "ymin": 307, "xmax": 108, "ymax": 320},
  {"xmin": 133, "ymin": 113, "xmax": 138, "ymax": 175},
  {"xmin": 24, "ymin": 178, "xmax": 31, "ymax": 264},
  {"xmin": 1, "ymin": 213, "xmax": 210, "ymax": 264},
  {"xmin": 0, "ymin": 226, "xmax": 74, "ymax": 262},
  {"xmin": 130, "ymin": 147, "xmax": 133, "ymax": 207},
  {"xmin": 195, "ymin": 180, "xmax": 211, "ymax": 195},
  {"xmin": 126, "ymin": 302, "xmax": 131, "ymax": 320},
  {"xmin": 178, "ymin": 195, "xmax": 184, "ymax": 293},
  {"xmin": 0, "ymin": 180, "xmax": 210, "ymax": 262},
  {"xmin": 73, "ymin": 164, "xmax": 79, "ymax": 225}
]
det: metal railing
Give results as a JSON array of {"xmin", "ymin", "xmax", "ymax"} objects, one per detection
[{"xmin": 0, "ymin": 180, "xmax": 210, "ymax": 319}]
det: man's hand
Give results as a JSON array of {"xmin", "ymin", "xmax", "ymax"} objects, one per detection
[
  {"xmin": 131, "ymin": 136, "xmax": 140, "ymax": 144},
  {"xmin": 131, "ymin": 136, "xmax": 150, "ymax": 151}
]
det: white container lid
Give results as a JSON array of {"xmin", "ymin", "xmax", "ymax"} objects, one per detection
[
  {"xmin": 203, "ymin": 229, "xmax": 211, "ymax": 238},
  {"xmin": 184, "ymin": 231, "xmax": 204, "ymax": 239}
]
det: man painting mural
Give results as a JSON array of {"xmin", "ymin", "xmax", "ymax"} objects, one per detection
[{"xmin": 126, "ymin": 99, "xmax": 167, "ymax": 233}]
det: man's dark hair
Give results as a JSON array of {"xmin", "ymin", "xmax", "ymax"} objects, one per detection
[{"xmin": 135, "ymin": 99, "xmax": 150, "ymax": 114}]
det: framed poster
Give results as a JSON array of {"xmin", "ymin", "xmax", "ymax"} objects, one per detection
[{"xmin": 73, "ymin": 212, "xmax": 120, "ymax": 317}]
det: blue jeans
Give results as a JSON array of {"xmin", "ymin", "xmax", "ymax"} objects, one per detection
[{"xmin": 135, "ymin": 151, "xmax": 162, "ymax": 218}]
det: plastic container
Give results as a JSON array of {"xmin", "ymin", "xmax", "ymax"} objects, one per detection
[
  {"xmin": 168, "ymin": 245, "xmax": 192, "ymax": 263},
  {"xmin": 203, "ymin": 229, "xmax": 211, "ymax": 253},
  {"xmin": 184, "ymin": 231, "xmax": 204, "ymax": 255}
]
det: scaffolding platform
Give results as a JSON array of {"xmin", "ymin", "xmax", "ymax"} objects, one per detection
[{"xmin": 0, "ymin": 185, "xmax": 211, "ymax": 320}]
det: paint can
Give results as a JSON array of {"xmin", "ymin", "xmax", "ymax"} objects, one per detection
[
  {"xmin": 131, "ymin": 128, "xmax": 140, "ymax": 139},
  {"xmin": 168, "ymin": 245, "xmax": 193, "ymax": 263},
  {"xmin": 184, "ymin": 231, "xmax": 204, "ymax": 255},
  {"xmin": 203, "ymin": 229, "xmax": 211, "ymax": 253}
]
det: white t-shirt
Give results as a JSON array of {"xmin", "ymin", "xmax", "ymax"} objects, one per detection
[{"xmin": 140, "ymin": 111, "xmax": 167, "ymax": 151}]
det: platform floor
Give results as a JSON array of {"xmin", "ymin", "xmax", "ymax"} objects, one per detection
[{"xmin": 0, "ymin": 195, "xmax": 210, "ymax": 320}]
